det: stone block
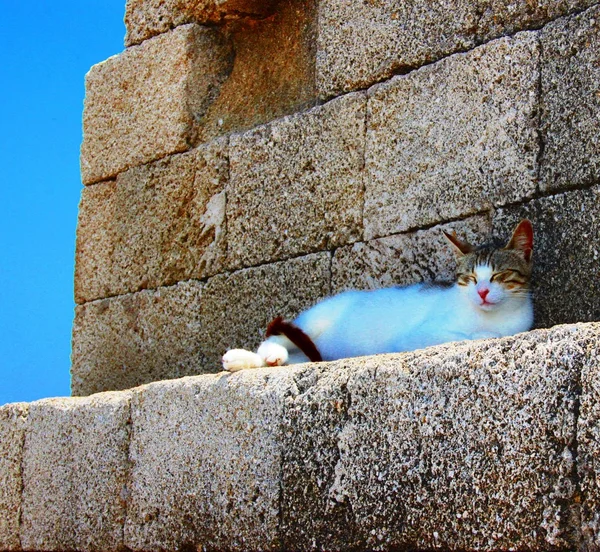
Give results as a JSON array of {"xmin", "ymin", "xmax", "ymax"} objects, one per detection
[
  {"xmin": 124, "ymin": 369, "xmax": 297, "ymax": 551},
  {"xmin": 81, "ymin": 24, "xmax": 233, "ymax": 185},
  {"xmin": 317, "ymin": 0, "xmax": 594, "ymax": 98},
  {"xmin": 492, "ymin": 185, "xmax": 600, "ymax": 329},
  {"xmin": 540, "ymin": 5, "xmax": 600, "ymax": 191},
  {"xmin": 579, "ymin": 338, "xmax": 600, "ymax": 550},
  {"xmin": 125, "ymin": 0, "xmax": 277, "ymax": 46},
  {"xmin": 227, "ymin": 93, "xmax": 365, "ymax": 269},
  {"xmin": 72, "ymin": 280, "xmax": 205, "ymax": 396},
  {"xmin": 0, "ymin": 403, "xmax": 28, "ymax": 551},
  {"xmin": 332, "ymin": 215, "xmax": 492, "ymax": 293},
  {"xmin": 125, "ymin": 0, "xmax": 318, "ymax": 154},
  {"xmin": 281, "ymin": 323, "xmax": 595, "ymax": 550},
  {"xmin": 20, "ymin": 393, "xmax": 131, "ymax": 551},
  {"xmin": 201, "ymin": 252, "xmax": 331, "ymax": 367},
  {"xmin": 364, "ymin": 33, "xmax": 539, "ymax": 240},
  {"xmin": 75, "ymin": 139, "xmax": 228, "ymax": 304}
]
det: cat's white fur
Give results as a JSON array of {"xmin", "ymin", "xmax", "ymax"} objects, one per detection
[{"xmin": 222, "ymin": 261, "xmax": 533, "ymax": 372}]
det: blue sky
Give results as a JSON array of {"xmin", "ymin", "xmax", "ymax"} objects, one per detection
[{"xmin": 0, "ymin": 1, "xmax": 125, "ymax": 405}]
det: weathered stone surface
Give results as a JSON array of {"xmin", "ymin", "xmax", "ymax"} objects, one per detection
[
  {"xmin": 365, "ymin": 33, "xmax": 539, "ymax": 240},
  {"xmin": 21, "ymin": 393, "xmax": 131, "ymax": 551},
  {"xmin": 541, "ymin": 5, "xmax": 600, "ymax": 191},
  {"xmin": 227, "ymin": 93, "xmax": 365, "ymax": 269},
  {"xmin": 579, "ymin": 338, "xmax": 600, "ymax": 550},
  {"xmin": 191, "ymin": 0, "xmax": 318, "ymax": 147},
  {"xmin": 493, "ymin": 185, "xmax": 600, "ymax": 329},
  {"xmin": 281, "ymin": 323, "xmax": 595, "ymax": 550},
  {"xmin": 81, "ymin": 24, "xmax": 233, "ymax": 185},
  {"xmin": 124, "ymin": 369, "xmax": 296, "ymax": 551},
  {"xmin": 317, "ymin": 0, "xmax": 594, "ymax": 97},
  {"xmin": 332, "ymin": 215, "xmax": 492, "ymax": 293},
  {"xmin": 201, "ymin": 252, "xmax": 331, "ymax": 367},
  {"xmin": 72, "ymin": 280, "xmax": 205, "ymax": 396},
  {"xmin": 75, "ymin": 139, "xmax": 228, "ymax": 304},
  {"xmin": 125, "ymin": 0, "xmax": 277, "ymax": 46},
  {"xmin": 0, "ymin": 403, "xmax": 28, "ymax": 551}
]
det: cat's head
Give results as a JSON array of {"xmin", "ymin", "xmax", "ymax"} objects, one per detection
[{"xmin": 444, "ymin": 220, "xmax": 533, "ymax": 312}]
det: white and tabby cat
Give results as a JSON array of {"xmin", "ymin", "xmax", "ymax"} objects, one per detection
[{"xmin": 222, "ymin": 220, "xmax": 534, "ymax": 372}]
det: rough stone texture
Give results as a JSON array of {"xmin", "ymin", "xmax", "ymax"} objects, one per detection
[
  {"xmin": 579, "ymin": 338, "xmax": 600, "ymax": 550},
  {"xmin": 317, "ymin": 0, "xmax": 595, "ymax": 98},
  {"xmin": 365, "ymin": 33, "xmax": 539, "ymax": 240},
  {"xmin": 75, "ymin": 139, "xmax": 228, "ymax": 304},
  {"xmin": 126, "ymin": 0, "xmax": 318, "ymax": 150},
  {"xmin": 0, "ymin": 403, "xmax": 28, "ymax": 551},
  {"xmin": 228, "ymin": 93, "xmax": 365, "ymax": 269},
  {"xmin": 124, "ymin": 369, "xmax": 296, "ymax": 551},
  {"xmin": 185, "ymin": 0, "xmax": 318, "ymax": 145},
  {"xmin": 20, "ymin": 393, "xmax": 131, "ymax": 551},
  {"xmin": 332, "ymin": 215, "xmax": 492, "ymax": 293},
  {"xmin": 81, "ymin": 24, "xmax": 233, "ymax": 185},
  {"xmin": 281, "ymin": 323, "xmax": 596, "ymax": 550},
  {"xmin": 125, "ymin": 0, "xmax": 277, "ymax": 46},
  {"xmin": 540, "ymin": 5, "xmax": 600, "ymax": 192},
  {"xmin": 201, "ymin": 252, "xmax": 331, "ymax": 368},
  {"xmin": 493, "ymin": 184, "xmax": 600, "ymax": 329},
  {"xmin": 72, "ymin": 280, "xmax": 205, "ymax": 396}
]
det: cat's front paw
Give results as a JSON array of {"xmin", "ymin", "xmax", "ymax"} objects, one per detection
[
  {"xmin": 257, "ymin": 342, "xmax": 289, "ymax": 367},
  {"xmin": 222, "ymin": 349, "xmax": 265, "ymax": 372}
]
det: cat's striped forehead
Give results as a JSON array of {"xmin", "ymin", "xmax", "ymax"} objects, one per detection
[{"xmin": 458, "ymin": 245, "xmax": 532, "ymax": 276}]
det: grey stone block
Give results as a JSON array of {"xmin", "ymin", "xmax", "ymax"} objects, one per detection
[
  {"xmin": 124, "ymin": 369, "xmax": 296, "ymax": 551},
  {"xmin": 493, "ymin": 185, "xmax": 600, "ymax": 329},
  {"xmin": 71, "ymin": 280, "xmax": 205, "ymax": 396},
  {"xmin": 541, "ymin": 5, "xmax": 600, "ymax": 191},
  {"xmin": 125, "ymin": 0, "xmax": 277, "ymax": 46},
  {"xmin": 227, "ymin": 93, "xmax": 365, "ymax": 269},
  {"xmin": 281, "ymin": 323, "xmax": 594, "ymax": 550},
  {"xmin": 332, "ymin": 215, "xmax": 492, "ymax": 293},
  {"xmin": 0, "ymin": 403, "xmax": 28, "ymax": 551},
  {"xmin": 81, "ymin": 24, "xmax": 233, "ymax": 185},
  {"xmin": 20, "ymin": 393, "xmax": 131, "ymax": 551},
  {"xmin": 75, "ymin": 139, "xmax": 228, "ymax": 304},
  {"xmin": 579, "ymin": 338, "xmax": 600, "ymax": 550},
  {"xmin": 317, "ymin": 0, "xmax": 594, "ymax": 98},
  {"xmin": 364, "ymin": 33, "xmax": 540, "ymax": 240},
  {"xmin": 201, "ymin": 252, "xmax": 331, "ymax": 368}
]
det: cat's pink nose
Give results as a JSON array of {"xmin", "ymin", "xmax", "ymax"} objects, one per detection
[{"xmin": 478, "ymin": 288, "xmax": 490, "ymax": 300}]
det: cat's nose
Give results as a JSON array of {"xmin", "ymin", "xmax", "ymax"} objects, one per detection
[{"xmin": 478, "ymin": 288, "xmax": 490, "ymax": 300}]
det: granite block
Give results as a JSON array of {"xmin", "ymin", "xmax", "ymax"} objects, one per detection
[
  {"xmin": 123, "ymin": 369, "xmax": 297, "ymax": 550},
  {"xmin": 540, "ymin": 5, "xmax": 600, "ymax": 191},
  {"xmin": 81, "ymin": 24, "xmax": 233, "ymax": 184},
  {"xmin": 227, "ymin": 93, "xmax": 365, "ymax": 269},
  {"xmin": 71, "ymin": 280, "xmax": 205, "ymax": 396},
  {"xmin": 75, "ymin": 139, "xmax": 228, "ymax": 303},
  {"xmin": 0, "ymin": 403, "xmax": 28, "ymax": 551},
  {"xmin": 20, "ymin": 393, "xmax": 131, "ymax": 551},
  {"xmin": 281, "ymin": 323, "xmax": 594, "ymax": 550},
  {"xmin": 365, "ymin": 33, "xmax": 540, "ymax": 240},
  {"xmin": 317, "ymin": 0, "xmax": 594, "ymax": 97}
]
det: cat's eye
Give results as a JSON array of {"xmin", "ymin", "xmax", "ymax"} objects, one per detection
[
  {"xmin": 458, "ymin": 274, "xmax": 477, "ymax": 286},
  {"xmin": 492, "ymin": 270, "xmax": 523, "ymax": 283}
]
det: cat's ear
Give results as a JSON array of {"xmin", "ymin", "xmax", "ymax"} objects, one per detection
[
  {"xmin": 443, "ymin": 230, "xmax": 474, "ymax": 257},
  {"xmin": 504, "ymin": 219, "xmax": 533, "ymax": 262}
]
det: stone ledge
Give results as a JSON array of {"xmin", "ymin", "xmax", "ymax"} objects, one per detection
[{"xmin": 4, "ymin": 322, "xmax": 600, "ymax": 550}]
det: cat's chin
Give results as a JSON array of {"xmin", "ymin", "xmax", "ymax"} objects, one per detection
[{"xmin": 476, "ymin": 301, "xmax": 499, "ymax": 312}]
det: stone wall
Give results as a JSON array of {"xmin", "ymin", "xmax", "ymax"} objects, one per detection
[
  {"xmin": 2, "ymin": 324, "xmax": 600, "ymax": 550},
  {"xmin": 72, "ymin": 0, "xmax": 600, "ymax": 396}
]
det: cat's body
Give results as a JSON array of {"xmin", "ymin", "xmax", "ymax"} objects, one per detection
[{"xmin": 223, "ymin": 220, "xmax": 534, "ymax": 372}]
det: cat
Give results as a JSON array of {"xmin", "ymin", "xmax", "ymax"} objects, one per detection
[{"xmin": 222, "ymin": 220, "xmax": 534, "ymax": 372}]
